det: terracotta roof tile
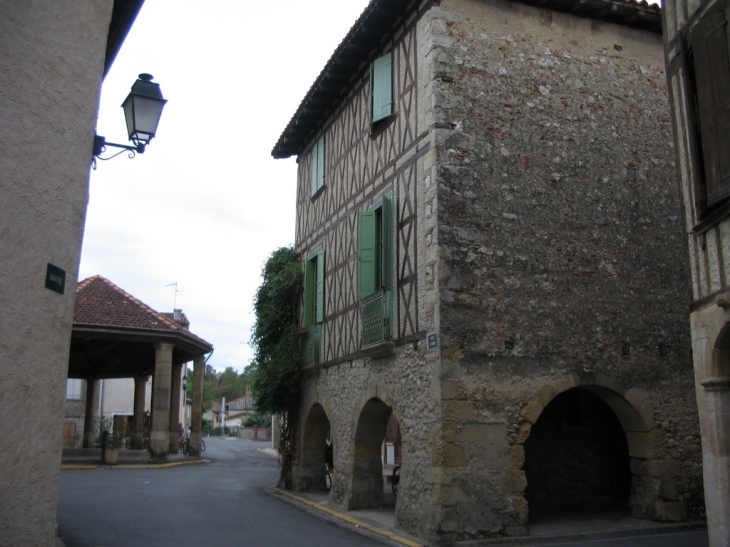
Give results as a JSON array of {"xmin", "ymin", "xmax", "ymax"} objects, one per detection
[{"xmin": 74, "ymin": 276, "xmax": 212, "ymax": 348}]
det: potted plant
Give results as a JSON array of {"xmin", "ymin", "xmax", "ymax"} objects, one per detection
[{"xmin": 102, "ymin": 430, "xmax": 122, "ymax": 465}]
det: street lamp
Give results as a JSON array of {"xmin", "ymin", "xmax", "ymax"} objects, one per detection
[
  {"xmin": 182, "ymin": 374, "xmax": 188, "ymax": 393},
  {"xmin": 93, "ymin": 73, "xmax": 167, "ymax": 165}
]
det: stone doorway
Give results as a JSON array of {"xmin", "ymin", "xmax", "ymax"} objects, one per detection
[
  {"xmin": 347, "ymin": 397, "xmax": 394, "ymax": 510},
  {"xmin": 294, "ymin": 403, "xmax": 331, "ymax": 492},
  {"xmin": 524, "ymin": 387, "xmax": 632, "ymax": 519}
]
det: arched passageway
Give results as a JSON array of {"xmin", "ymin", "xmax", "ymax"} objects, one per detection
[
  {"xmin": 524, "ymin": 388, "xmax": 631, "ymax": 518},
  {"xmin": 294, "ymin": 403, "xmax": 331, "ymax": 491},
  {"xmin": 347, "ymin": 397, "xmax": 393, "ymax": 510}
]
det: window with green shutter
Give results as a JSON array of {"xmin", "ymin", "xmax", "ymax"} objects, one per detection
[
  {"xmin": 358, "ymin": 195, "xmax": 392, "ymax": 347},
  {"xmin": 303, "ymin": 249, "xmax": 325, "ymax": 326},
  {"xmin": 311, "ymin": 135, "xmax": 325, "ymax": 196},
  {"xmin": 371, "ymin": 52, "xmax": 393, "ymax": 125}
]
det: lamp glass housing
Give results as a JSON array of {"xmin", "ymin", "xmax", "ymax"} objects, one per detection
[{"xmin": 121, "ymin": 73, "xmax": 167, "ymax": 148}]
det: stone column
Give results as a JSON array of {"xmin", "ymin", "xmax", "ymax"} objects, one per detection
[
  {"xmin": 169, "ymin": 362, "xmax": 183, "ymax": 453},
  {"xmin": 189, "ymin": 355, "xmax": 205, "ymax": 456},
  {"xmin": 700, "ymin": 376, "xmax": 730, "ymax": 547},
  {"xmin": 131, "ymin": 376, "xmax": 147, "ymax": 449},
  {"xmin": 150, "ymin": 343, "xmax": 173, "ymax": 458},
  {"xmin": 82, "ymin": 379, "xmax": 97, "ymax": 448}
]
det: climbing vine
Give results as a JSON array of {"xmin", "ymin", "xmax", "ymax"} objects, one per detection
[{"xmin": 249, "ymin": 246, "xmax": 302, "ymax": 486}]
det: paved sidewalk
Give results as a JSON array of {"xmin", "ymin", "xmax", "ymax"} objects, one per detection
[
  {"xmin": 265, "ymin": 460, "xmax": 708, "ymax": 547},
  {"xmin": 60, "ymin": 448, "xmax": 207, "ymax": 470}
]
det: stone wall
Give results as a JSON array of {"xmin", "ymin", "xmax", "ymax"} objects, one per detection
[
  {"xmin": 290, "ymin": 0, "xmax": 704, "ymax": 542},
  {"xmin": 298, "ymin": 340, "xmax": 443, "ymax": 539},
  {"xmin": 0, "ymin": 3, "xmax": 113, "ymax": 545},
  {"xmin": 430, "ymin": 0, "xmax": 703, "ymax": 539}
]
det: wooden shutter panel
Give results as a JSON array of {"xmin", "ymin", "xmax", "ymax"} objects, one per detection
[
  {"xmin": 315, "ymin": 250, "xmax": 325, "ymax": 323},
  {"xmin": 371, "ymin": 53, "xmax": 393, "ymax": 124},
  {"xmin": 380, "ymin": 195, "xmax": 392, "ymax": 291},
  {"xmin": 303, "ymin": 256, "xmax": 315, "ymax": 326},
  {"xmin": 689, "ymin": 8, "xmax": 730, "ymax": 206},
  {"xmin": 359, "ymin": 211, "xmax": 377, "ymax": 297}
]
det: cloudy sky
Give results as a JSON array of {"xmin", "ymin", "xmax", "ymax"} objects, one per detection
[{"xmin": 80, "ymin": 1, "xmax": 371, "ymax": 372}]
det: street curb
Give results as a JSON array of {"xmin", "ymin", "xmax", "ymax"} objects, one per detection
[
  {"xmin": 268, "ymin": 486, "xmax": 707, "ymax": 547},
  {"xmin": 270, "ymin": 487, "xmax": 426, "ymax": 547},
  {"xmin": 61, "ymin": 459, "xmax": 209, "ymax": 471},
  {"xmin": 456, "ymin": 521, "xmax": 708, "ymax": 546}
]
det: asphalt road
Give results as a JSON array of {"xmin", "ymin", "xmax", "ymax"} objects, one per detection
[
  {"xmin": 58, "ymin": 437, "xmax": 389, "ymax": 547},
  {"xmin": 58, "ymin": 438, "xmax": 709, "ymax": 547}
]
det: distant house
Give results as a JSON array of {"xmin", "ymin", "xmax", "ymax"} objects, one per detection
[
  {"xmin": 225, "ymin": 386, "xmax": 256, "ymax": 427},
  {"xmin": 273, "ymin": 0, "xmax": 703, "ymax": 541}
]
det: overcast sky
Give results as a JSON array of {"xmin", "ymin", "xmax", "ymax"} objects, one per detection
[{"xmin": 80, "ymin": 1, "xmax": 371, "ymax": 372}]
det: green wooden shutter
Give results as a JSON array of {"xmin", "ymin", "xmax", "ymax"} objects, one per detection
[
  {"xmin": 380, "ymin": 195, "xmax": 392, "ymax": 291},
  {"xmin": 312, "ymin": 136, "xmax": 325, "ymax": 195},
  {"xmin": 303, "ymin": 256, "xmax": 315, "ymax": 326},
  {"xmin": 689, "ymin": 8, "xmax": 730, "ymax": 207},
  {"xmin": 371, "ymin": 53, "xmax": 393, "ymax": 124},
  {"xmin": 359, "ymin": 211, "xmax": 377, "ymax": 297},
  {"xmin": 315, "ymin": 250, "xmax": 325, "ymax": 323}
]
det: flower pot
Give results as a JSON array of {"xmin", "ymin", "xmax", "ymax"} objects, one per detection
[{"xmin": 104, "ymin": 449, "xmax": 119, "ymax": 465}]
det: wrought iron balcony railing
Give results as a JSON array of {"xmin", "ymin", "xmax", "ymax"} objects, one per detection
[
  {"xmin": 302, "ymin": 323, "xmax": 321, "ymax": 367},
  {"xmin": 361, "ymin": 289, "xmax": 391, "ymax": 347}
]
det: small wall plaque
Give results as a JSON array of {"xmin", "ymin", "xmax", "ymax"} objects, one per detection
[
  {"xmin": 45, "ymin": 263, "xmax": 66, "ymax": 295},
  {"xmin": 428, "ymin": 333, "xmax": 438, "ymax": 348}
]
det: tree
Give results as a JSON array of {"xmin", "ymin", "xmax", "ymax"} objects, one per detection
[{"xmin": 248, "ymin": 246, "xmax": 302, "ymax": 486}]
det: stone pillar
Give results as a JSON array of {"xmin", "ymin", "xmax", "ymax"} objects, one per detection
[
  {"xmin": 82, "ymin": 379, "xmax": 97, "ymax": 448},
  {"xmin": 150, "ymin": 343, "xmax": 173, "ymax": 458},
  {"xmin": 169, "ymin": 362, "xmax": 183, "ymax": 453},
  {"xmin": 131, "ymin": 376, "xmax": 147, "ymax": 450},
  {"xmin": 700, "ymin": 376, "xmax": 730, "ymax": 547},
  {"xmin": 189, "ymin": 355, "xmax": 205, "ymax": 456}
]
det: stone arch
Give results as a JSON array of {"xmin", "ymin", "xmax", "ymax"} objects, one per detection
[
  {"xmin": 702, "ymin": 315, "xmax": 730, "ymax": 545},
  {"xmin": 293, "ymin": 402, "xmax": 331, "ymax": 492},
  {"xmin": 519, "ymin": 376, "xmax": 677, "ymax": 523},
  {"xmin": 711, "ymin": 321, "xmax": 730, "ymax": 378},
  {"xmin": 523, "ymin": 387, "xmax": 632, "ymax": 516},
  {"xmin": 346, "ymin": 397, "xmax": 393, "ymax": 510}
]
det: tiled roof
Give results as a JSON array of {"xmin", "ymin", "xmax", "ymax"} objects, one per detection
[
  {"xmin": 74, "ymin": 276, "xmax": 212, "ymax": 348},
  {"xmin": 272, "ymin": 0, "xmax": 662, "ymax": 159}
]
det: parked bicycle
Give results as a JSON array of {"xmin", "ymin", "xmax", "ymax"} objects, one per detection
[
  {"xmin": 181, "ymin": 438, "xmax": 205, "ymax": 455},
  {"xmin": 325, "ymin": 441, "xmax": 333, "ymax": 491}
]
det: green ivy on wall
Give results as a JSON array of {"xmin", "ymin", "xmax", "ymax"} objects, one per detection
[{"xmin": 249, "ymin": 246, "xmax": 302, "ymax": 486}]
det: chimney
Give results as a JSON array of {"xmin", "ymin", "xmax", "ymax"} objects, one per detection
[{"xmin": 173, "ymin": 309, "xmax": 182, "ymax": 321}]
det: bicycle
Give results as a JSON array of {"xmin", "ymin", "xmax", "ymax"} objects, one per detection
[
  {"xmin": 325, "ymin": 441, "xmax": 333, "ymax": 491},
  {"xmin": 181, "ymin": 438, "xmax": 205, "ymax": 455}
]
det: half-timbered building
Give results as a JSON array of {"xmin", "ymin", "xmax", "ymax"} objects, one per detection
[
  {"xmin": 663, "ymin": 0, "xmax": 730, "ymax": 544},
  {"xmin": 274, "ymin": 0, "xmax": 704, "ymax": 541}
]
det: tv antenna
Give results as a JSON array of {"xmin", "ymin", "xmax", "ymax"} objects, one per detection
[{"xmin": 165, "ymin": 282, "xmax": 188, "ymax": 309}]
